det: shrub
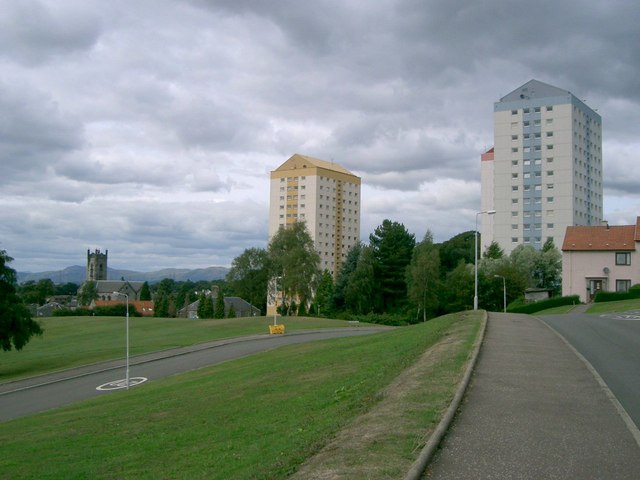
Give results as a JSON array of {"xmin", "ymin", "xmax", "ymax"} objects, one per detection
[
  {"xmin": 593, "ymin": 287, "xmax": 640, "ymax": 303},
  {"xmin": 507, "ymin": 295, "xmax": 581, "ymax": 314}
]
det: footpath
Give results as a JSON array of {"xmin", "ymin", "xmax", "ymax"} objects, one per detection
[{"xmin": 425, "ymin": 312, "xmax": 640, "ymax": 479}]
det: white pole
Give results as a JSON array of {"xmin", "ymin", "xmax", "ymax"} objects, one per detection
[{"xmin": 113, "ymin": 291, "xmax": 130, "ymax": 389}]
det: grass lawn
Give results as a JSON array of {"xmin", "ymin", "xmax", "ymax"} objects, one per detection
[
  {"xmin": 0, "ymin": 315, "xmax": 364, "ymax": 383},
  {"xmin": 585, "ymin": 298, "xmax": 640, "ymax": 314},
  {"xmin": 0, "ymin": 311, "xmax": 482, "ymax": 480}
]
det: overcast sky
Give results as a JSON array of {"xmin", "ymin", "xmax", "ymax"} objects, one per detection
[{"xmin": 2, "ymin": 0, "xmax": 639, "ymax": 273}]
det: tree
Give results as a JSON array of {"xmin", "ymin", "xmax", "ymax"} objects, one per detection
[
  {"xmin": 441, "ymin": 261, "xmax": 474, "ymax": 313},
  {"xmin": 78, "ymin": 281, "xmax": 98, "ymax": 306},
  {"xmin": 406, "ymin": 231, "xmax": 441, "ymax": 321},
  {"xmin": 226, "ymin": 247, "xmax": 269, "ymax": 314},
  {"xmin": 312, "ymin": 270, "xmax": 334, "ymax": 316},
  {"xmin": 332, "ymin": 243, "xmax": 362, "ymax": 311},
  {"xmin": 1, "ymin": 250, "xmax": 43, "ymax": 351},
  {"xmin": 369, "ymin": 220, "xmax": 416, "ymax": 313},
  {"xmin": 345, "ymin": 246, "xmax": 377, "ymax": 314},
  {"xmin": 438, "ymin": 231, "xmax": 475, "ymax": 275},
  {"xmin": 484, "ymin": 241, "xmax": 505, "ymax": 260},
  {"xmin": 536, "ymin": 239, "xmax": 562, "ymax": 291},
  {"xmin": 139, "ymin": 282, "xmax": 152, "ymax": 301},
  {"xmin": 227, "ymin": 303, "xmax": 236, "ymax": 318},
  {"xmin": 268, "ymin": 222, "xmax": 321, "ymax": 315},
  {"xmin": 214, "ymin": 292, "xmax": 225, "ymax": 319},
  {"xmin": 197, "ymin": 293, "xmax": 214, "ymax": 319}
]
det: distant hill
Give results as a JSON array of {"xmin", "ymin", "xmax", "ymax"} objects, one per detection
[{"xmin": 17, "ymin": 266, "xmax": 230, "ymax": 285}]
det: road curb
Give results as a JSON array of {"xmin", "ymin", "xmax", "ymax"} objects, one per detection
[
  {"xmin": 404, "ymin": 311, "xmax": 488, "ymax": 480},
  {"xmin": 536, "ymin": 315, "xmax": 640, "ymax": 449}
]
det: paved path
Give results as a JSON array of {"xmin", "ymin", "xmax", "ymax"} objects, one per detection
[
  {"xmin": 426, "ymin": 312, "xmax": 640, "ymax": 479},
  {"xmin": 0, "ymin": 328, "xmax": 389, "ymax": 422}
]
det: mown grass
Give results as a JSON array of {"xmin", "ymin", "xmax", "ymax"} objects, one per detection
[
  {"xmin": 535, "ymin": 298, "xmax": 640, "ymax": 316},
  {"xmin": 585, "ymin": 298, "xmax": 640, "ymax": 314},
  {"xmin": 0, "ymin": 316, "xmax": 362, "ymax": 383},
  {"xmin": 0, "ymin": 312, "xmax": 481, "ymax": 480}
]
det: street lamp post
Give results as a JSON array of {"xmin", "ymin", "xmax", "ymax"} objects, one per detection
[
  {"xmin": 494, "ymin": 275, "xmax": 506, "ymax": 313},
  {"xmin": 474, "ymin": 210, "xmax": 496, "ymax": 310},
  {"xmin": 112, "ymin": 291, "xmax": 130, "ymax": 389}
]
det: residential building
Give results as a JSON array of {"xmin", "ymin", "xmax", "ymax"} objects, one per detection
[
  {"xmin": 481, "ymin": 79, "xmax": 603, "ymax": 255},
  {"xmin": 267, "ymin": 153, "xmax": 361, "ymax": 314},
  {"xmin": 562, "ymin": 217, "xmax": 640, "ymax": 303}
]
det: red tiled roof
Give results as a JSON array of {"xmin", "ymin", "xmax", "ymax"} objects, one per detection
[
  {"xmin": 481, "ymin": 147, "xmax": 494, "ymax": 161},
  {"xmin": 94, "ymin": 300, "xmax": 155, "ymax": 316},
  {"xmin": 636, "ymin": 216, "xmax": 640, "ymax": 241},
  {"xmin": 562, "ymin": 222, "xmax": 638, "ymax": 251}
]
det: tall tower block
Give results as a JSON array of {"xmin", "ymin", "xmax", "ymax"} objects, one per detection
[
  {"xmin": 87, "ymin": 249, "xmax": 108, "ymax": 281},
  {"xmin": 481, "ymin": 79, "xmax": 603, "ymax": 255}
]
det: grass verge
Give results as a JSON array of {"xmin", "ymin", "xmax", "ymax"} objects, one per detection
[
  {"xmin": 0, "ymin": 311, "xmax": 482, "ymax": 480},
  {"xmin": 585, "ymin": 298, "xmax": 640, "ymax": 314},
  {"xmin": 0, "ymin": 316, "xmax": 362, "ymax": 383}
]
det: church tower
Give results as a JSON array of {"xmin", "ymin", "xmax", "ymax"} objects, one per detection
[{"xmin": 87, "ymin": 249, "xmax": 108, "ymax": 281}]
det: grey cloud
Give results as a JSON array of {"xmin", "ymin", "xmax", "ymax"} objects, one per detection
[
  {"xmin": 0, "ymin": 0, "xmax": 102, "ymax": 65},
  {"xmin": 0, "ymin": 83, "xmax": 82, "ymax": 185}
]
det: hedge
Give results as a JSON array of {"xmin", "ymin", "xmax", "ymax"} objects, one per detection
[
  {"xmin": 507, "ymin": 295, "xmax": 581, "ymax": 314},
  {"xmin": 594, "ymin": 284, "xmax": 640, "ymax": 302}
]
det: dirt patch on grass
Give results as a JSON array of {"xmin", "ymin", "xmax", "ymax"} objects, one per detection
[{"xmin": 289, "ymin": 317, "xmax": 480, "ymax": 480}]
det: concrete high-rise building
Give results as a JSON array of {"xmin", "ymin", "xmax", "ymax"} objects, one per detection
[
  {"xmin": 269, "ymin": 153, "xmax": 362, "ymax": 277},
  {"xmin": 481, "ymin": 79, "xmax": 603, "ymax": 255}
]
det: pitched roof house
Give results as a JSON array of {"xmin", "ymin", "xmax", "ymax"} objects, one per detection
[{"xmin": 562, "ymin": 217, "xmax": 640, "ymax": 302}]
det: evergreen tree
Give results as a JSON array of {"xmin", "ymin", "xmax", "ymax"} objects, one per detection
[
  {"xmin": 345, "ymin": 246, "xmax": 376, "ymax": 314},
  {"xmin": 369, "ymin": 220, "xmax": 416, "ymax": 313},
  {"xmin": 313, "ymin": 270, "xmax": 334, "ymax": 316},
  {"xmin": 1, "ymin": 250, "xmax": 43, "ymax": 351},
  {"xmin": 332, "ymin": 243, "xmax": 362, "ymax": 311},
  {"xmin": 214, "ymin": 292, "xmax": 225, "ymax": 319},
  {"xmin": 139, "ymin": 282, "xmax": 152, "ymax": 301},
  {"xmin": 227, "ymin": 303, "xmax": 236, "ymax": 318}
]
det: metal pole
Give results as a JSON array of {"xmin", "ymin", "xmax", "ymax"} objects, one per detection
[
  {"xmin": 125, "ymin": 294, "xmax": 130, "ymax": 390},
  {"xmin": 474, "ymin": 214, "xmax": 479, "ymax": 310},
  {"xmin": 113, "ymin": 291, "xmax": 130, "ymax": 389},
  {"xmin": 502, "ymin": 277, "xmax": 507, "ymax": 313}
]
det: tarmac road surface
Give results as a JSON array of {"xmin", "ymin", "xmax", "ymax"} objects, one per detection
[
  {"xmin": 541, "ymin": 309, "xmax": 640, "ymax": 428},
  {"xmin": 0, "ymin": 328, "xmax": 389, "ymax": 422}
]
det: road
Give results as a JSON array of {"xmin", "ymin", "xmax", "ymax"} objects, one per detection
[
  {"xmin": 541, "ymin": 310, "xmax": 640, "ymax": 429},
  {"xmin": 0, "ymin": 328, "xmax": 389, "ymax": 422}
]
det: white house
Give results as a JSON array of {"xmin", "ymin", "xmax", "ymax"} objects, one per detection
[{"xmin": 562, "ymin": 217, "xmax": 640, "ymax": 302}]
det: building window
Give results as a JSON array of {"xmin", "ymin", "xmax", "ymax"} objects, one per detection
[
  {"xmin": 546, "ymin": 144, "xmax": 554, "ymax": 150},
  {"xmin": 546, "ymin": 105, "xmax": 553, "ymax": 111},
  {"xmin": 534, "ymin": 107, "xmax": 541, "ymax": 112},
  {"xmin": 512, "ymin": 186, "xmax": 519, "ymax": 191},
  {"xmin": 546, "ymin": 131, "xmax": 554, "ymax": 137},
  {"xmin": 523, "ymin": 121, "xmax": 530, "ymax": 127},
  {"xmin": 512, "ymin": 237, "xmax": 518, "ymax": 243},
  {"xmin": 511, "ymin": 109, "xmax": 518, "ymax": 115},
  {"xmin": 616, "ymin": 280, "xmax": 631, "ymax": 292},
  {"xmin": 512, "ymin": 147, "xmax": 518, "ymax": 153},
  {"xmin": 512, "ymin": 160, "xmax": 518, "ymax": 166},
  {"xmin": 615, "ymin": 252, "xmax": 631, "ymax": 266},
  {"xmin": 547, "ymin": 223, "xmax": 554, "ymax": 228},
  {"xmin": 512, "ymin": 224, "xmax": 518, "ymax": 230}
]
